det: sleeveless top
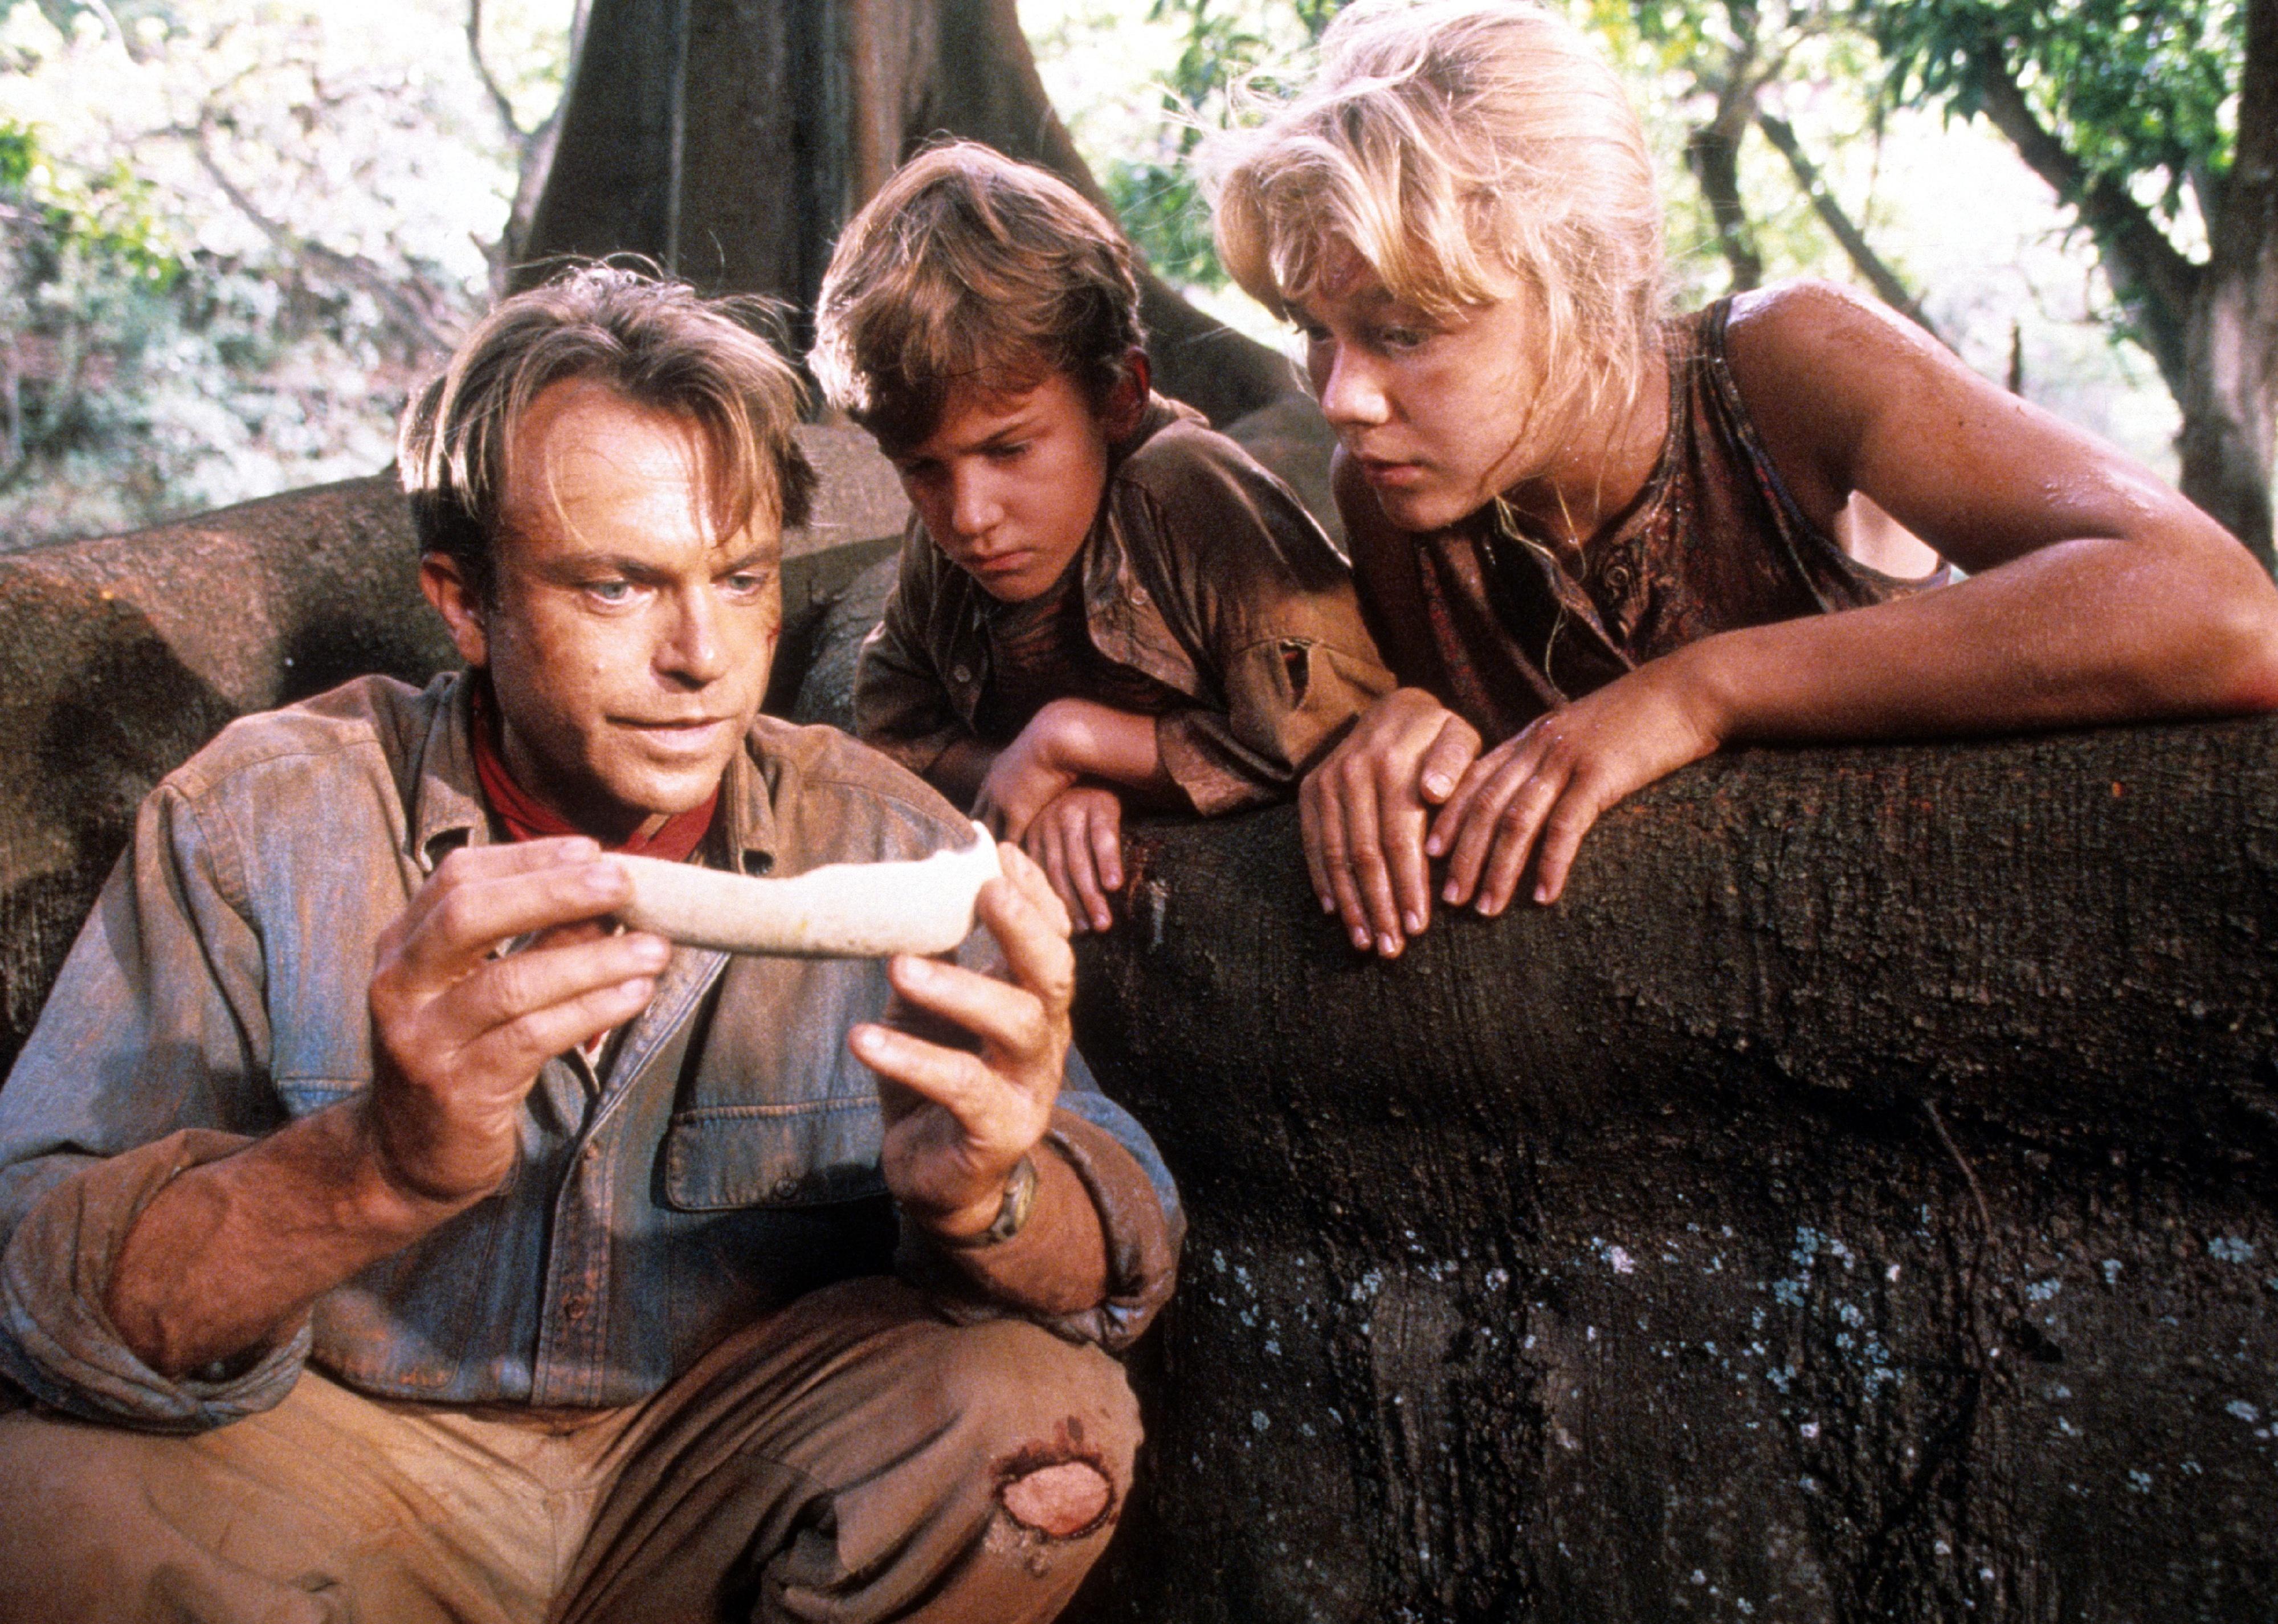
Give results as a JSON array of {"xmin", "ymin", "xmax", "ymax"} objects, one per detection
[{"xmin": 1350, "ymin": 297, "xmax": 1947, "ymax": 743}]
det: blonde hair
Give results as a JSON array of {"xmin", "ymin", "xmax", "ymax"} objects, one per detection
[
  {"xmin": 810, "ymin": 141, "xmax": 1144, "ymax": 448},
  {"xmin": 1209, "ymin": 0, "xmax": 1664, "ymax": 433},
  {"xmin": 400, "ymin": 265, "xmax": 815, "ymax": 599}
]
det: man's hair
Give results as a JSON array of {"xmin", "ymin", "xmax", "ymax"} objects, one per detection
[
  {"xmin": 399, "ymin": 265, "xmax": 816, "ymax": 598},
  {"xmin": 810, "ymin": 141, "xmax": 1145, "ymax": 448},
  {"xmin": 1207, "ymin": 0, "xmax": 1664, "ymax": 436}
]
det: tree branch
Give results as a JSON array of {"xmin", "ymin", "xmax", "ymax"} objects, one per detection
[
  {"xmin": 465, "ymin": 0, "xmax": 526, "ymax": 141},
  {"xmin": 1967, "ymin": 47, "xmax": 2199, "ymax": 396},
  {"xmin": 186, "ymin": 123, "xmax": 451, "ymax": 358},
  {"xmin": 1755, "ymin": 109, "xmax": 1946, "ymax": 347}
]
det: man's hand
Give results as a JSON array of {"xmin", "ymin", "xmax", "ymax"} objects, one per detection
[
  {"xmin": 364, "ymin": 838, "xmax": 669, "ymax": 1209},
  {"xmin": 1297, "ymin": 687, "xmax": 1481, "ymax": 958},
  {"xmin": 1429, "ymin": 660, "xmax": 1724, "ymax": 909},
  {"xmin": 1025, "ymin": 785, "xmax": 1125, "ymax": 933},
  {"xmin": 849, "ymin": 844, "xmax": 1072, "ymax": 1241}
]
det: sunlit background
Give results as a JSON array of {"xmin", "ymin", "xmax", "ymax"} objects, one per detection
[{"xmin": 0, "ymin": 0, "xmax": 2218, "ymax": 549}]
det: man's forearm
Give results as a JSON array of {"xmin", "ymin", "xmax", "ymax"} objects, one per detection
[
  {"xmin": 107, "ymin": 1099, "xmax": 461, "ymax": 1377},
  {"xmin": 930, "ymin": 1146, "xmax": 1111, "ymax": 1316}
]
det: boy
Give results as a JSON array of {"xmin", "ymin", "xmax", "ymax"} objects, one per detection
[{"xmin": 814, "ymin": 141, "xmax": 1393, "ymax": 931}]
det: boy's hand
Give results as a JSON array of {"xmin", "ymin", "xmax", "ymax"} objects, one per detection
[
  {"xmin": 1025, "ymin": 785, "xmax": 1125, "ymax": 933},
  {"xmin": 1428, "ymin": 662, "xmax": 1722, "ymax": 909},
  {"xmin": 847, "ymin": 846, "xmax": 1073, "ymax": 1239},
  {"xmin": 973, "ymin": 705, "xmax": 1083, "ymax": 840},
  {"xmin": 1298, "ymin": 687, "xmax": 1480, "ymax": 957}
]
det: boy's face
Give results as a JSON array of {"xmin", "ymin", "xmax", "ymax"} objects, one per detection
[
  {"xmin": 1292, "ymin": 247, "xmax": 1549, "ymax": 534},
  {"xmin": 421, "ymin": 378, "xmax": 782, "ymax": 840},
  {"xmin": 887, "ymin": 368, "xmax": 1134, "ymax": 603}
]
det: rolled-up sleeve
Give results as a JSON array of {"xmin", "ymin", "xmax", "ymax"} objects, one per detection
[
  {"xmin": 1119, "ymin": 428, "xmax": 1395, "ymax": 815},
  {"xmin": 0, "ymin": 780, "xmax": 299, "ymax": 1430},
  {"xmin": 897, "ymin": 989, "xmax": 1183, "ymax": 1352}
]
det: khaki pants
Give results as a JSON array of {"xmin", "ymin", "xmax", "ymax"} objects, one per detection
[{"xmin": 0, "ymin": 1279, "xmax": 1137, "ymax": 1624}]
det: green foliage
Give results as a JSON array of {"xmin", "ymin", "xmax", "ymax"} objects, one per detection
[
  {"xmin": 1871, "ymin": 0, "xmax": 2240, "ymax": 230},
  {"xmin": 1099, "ymin": 0, "xmax": 1348, "ymax": 290}
]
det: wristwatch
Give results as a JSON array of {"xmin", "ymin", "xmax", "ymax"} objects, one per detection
[{"xmin": 936, "ymin": 1154, "xmax": 1039, "ymax": 1249}]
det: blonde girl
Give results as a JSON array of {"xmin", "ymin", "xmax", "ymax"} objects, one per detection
[{"xmin": 1210, "ymin": 0, "xmax": 2278, "ymax": 958}]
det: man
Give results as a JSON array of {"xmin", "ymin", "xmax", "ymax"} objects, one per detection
[{"xmin": 0, "ymin": 267, "xmax": 1179, "ymax": 1623}]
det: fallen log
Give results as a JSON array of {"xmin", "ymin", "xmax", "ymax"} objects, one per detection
[{"xmin": 1070, "ymin": 725, "xmax": 2278, "ymax": 1622}]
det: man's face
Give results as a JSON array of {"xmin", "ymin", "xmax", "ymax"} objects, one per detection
[
  {"xmin": 423, "ymin": 378, "xmax": 782, "ymax": 839},
  {"xmin": 885, "ymin": 368, "xmax": 1127, "ymax": 604}
]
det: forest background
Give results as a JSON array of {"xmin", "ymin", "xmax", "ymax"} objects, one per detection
[{"xmin": 0, "ymin": 0, "xmax": 2259, "ymax": 560}]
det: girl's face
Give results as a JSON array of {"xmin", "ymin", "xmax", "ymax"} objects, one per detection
[{"xmin": 1292, "ymin": 256, "xmax": 1553, "ymax": 534}]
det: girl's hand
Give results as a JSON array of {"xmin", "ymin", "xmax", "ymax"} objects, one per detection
[
  {"xmin": 1298, "ymin": 687, "xmax": 1482, "ymax": 957},
  {"xmin": 1024, "ymin": 785, "xmax": 1126, "ymax": 933},
  {"xmin": 973, "ymin": 709, "xmax": 1083, "ymax": 842},
  {"xmin": 1430, "ymin": 660, "xmax": 1725, "ymax": 909}
]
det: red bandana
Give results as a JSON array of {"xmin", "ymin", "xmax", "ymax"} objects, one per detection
[{"xmin": 468, "ymin": 680, "xmax": 718, "ymax": 863}]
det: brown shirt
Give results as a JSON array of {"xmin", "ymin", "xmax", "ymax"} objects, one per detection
[
  {"xmin": 856, "ymin": 395, "xmax": 1395, "ymax": 815},
  {"xmin": 1353, "ymin": 298, "xmax": 1949, "ymax": 743}
]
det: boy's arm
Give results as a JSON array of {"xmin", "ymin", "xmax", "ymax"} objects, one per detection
[{"xmin": 973, "ymin": 699, "xmax": 1180, "ymax": 841}]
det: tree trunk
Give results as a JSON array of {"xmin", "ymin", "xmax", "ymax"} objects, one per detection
[
  {"xmin": 2175, "ymin": 0, "xmax": 2278, "ymax": 565},
  {"xmin": 1067, "ymin": 726, "xmax": 2278, "ymax": 1622},
  {"xmin": 1968, "ymin": 40, "xmax": 2275, "ymax": 566},
  {"xmin": 518, "ymin": 0, "xmax": 1305, "ymax": 429},
  {"xmin": 1686, "ymin": 121, "xmax": 1763, "ymax": 293}
]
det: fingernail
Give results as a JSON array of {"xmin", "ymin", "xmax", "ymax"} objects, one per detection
[
  {"xmin": 1403, "ymin": 911, "xmax": 1423, "ymax": 934},
  {"xmin": 897, "ymin": 957, "xmax": 938, "ymax": 986},
  {"xmin": 1423, "ymin": 774, "xmax": 1451, "ymax": 798},
  {"xmin": 582, "ymin": 863, "xmax": 620, "ymax": 894},
  {"xmin": 1443, "ymin": 883, "xmax": 1461, "ymax": 903},
  {"xmin": 632, "ymin": 936, "xmax": 670, "ymax": 969},
  {"xmin": 1477, "ymin": 897, "xmax": 1501, "ymax": 917},
  {"xmin": 1534, "ymin": 884, "xmax": 1552, "ymax": 904},
  {"xmin": 1351, "ymin": 926, "xmax": 1371, "ymax": 949},
  {"xmin": 1424, "ymin": 836, "xmax": 1443, "ymax": 856},
  {"xmin": 1321, "ymin": 894, "xmax": 1338, "ymax": 915},
  {"xmin": 1376, "ymin": 932, "xmax": 1399, "ymax": 956}
]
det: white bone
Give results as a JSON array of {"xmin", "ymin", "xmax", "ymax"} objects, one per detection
[{"xmin": 611, "ymin": 821, "xmax": 1001, "ymax": 958}]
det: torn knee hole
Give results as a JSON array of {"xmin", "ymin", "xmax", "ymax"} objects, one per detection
[{"xmin": 998, "ymin": 1459, "xmax": 1112, "ymax": 1539}]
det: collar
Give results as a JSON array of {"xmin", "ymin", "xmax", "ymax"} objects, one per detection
[{"xmin": 407, "ymin": 672, "xmax": 778, "ymax": 876}]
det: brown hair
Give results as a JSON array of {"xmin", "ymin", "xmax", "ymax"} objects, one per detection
[
  {"xmin": 810, "ymin": 141, "xmax": 1144, "ymax": 447},
  {"xmin": 399, "ymin": 264, "xmax": 815, "ymax": 598},
  {"xmin": 1209, "ymin": 0, "xmax": 1664, "ymax": 442}
]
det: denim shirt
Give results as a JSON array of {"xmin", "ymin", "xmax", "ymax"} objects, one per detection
[{"xmin": 0, "ymin": 674, "xmax": 1179, "ymax": 1432}]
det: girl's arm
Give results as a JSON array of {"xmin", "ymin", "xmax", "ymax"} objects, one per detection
[{"xmin": 1431, "ymin": 280, "xmax": 2278, "ymax": 915}]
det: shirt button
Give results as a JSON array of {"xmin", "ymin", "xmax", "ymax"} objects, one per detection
[
  {"xmin": 771, "ymin": 1176, "xmax": 801, "ymax": 1199},
  {"xmin": 562, "ymin": 1293, "xmax": 591, "ymax": 1323},
  {"xmin": 1130, "ymin": 586, "xmax": 1149, "ymax": 605},
  {"xmin": 951, "ymin": 664, "xmax": 971, "ymax": 684}
]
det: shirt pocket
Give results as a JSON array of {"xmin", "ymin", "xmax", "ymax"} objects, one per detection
[{"xmin": 659, "ymin": 1096, "xmax": 887, "ymax": 1211}]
